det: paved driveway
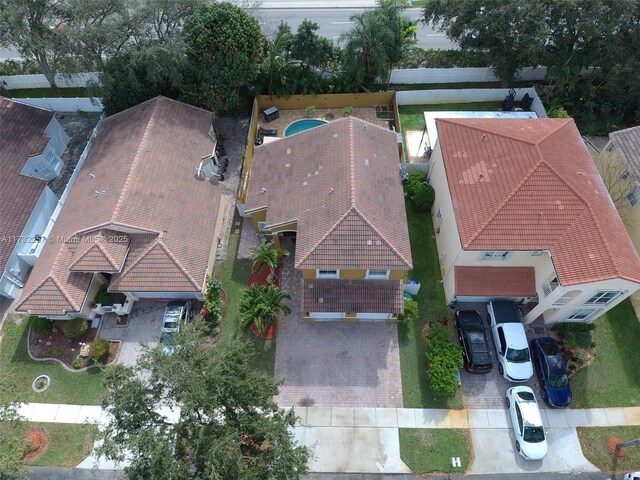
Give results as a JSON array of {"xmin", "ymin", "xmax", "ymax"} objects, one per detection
[
  {"xmin": 98, "ymin": 301, "xmax": 166, "ymax": 366},
  {"xmin": 275, "ymin": 245, "xmax": 403, "ymax": 408}
]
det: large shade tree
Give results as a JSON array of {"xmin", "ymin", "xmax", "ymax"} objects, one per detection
[
  {"xmin": 183, "ymin": 2, "xmax": 264, "ymax": 113},
  {"xmin": 94, "ymin": 326, "xmax": 309, "ymax": 479}
]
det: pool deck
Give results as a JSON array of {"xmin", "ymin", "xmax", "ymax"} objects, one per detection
[{"xmin": 258, "ymin": 106, "xmax": 390, "ymax": 137}]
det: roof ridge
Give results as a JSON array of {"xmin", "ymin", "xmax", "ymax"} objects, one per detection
[
  {"xmin": 436, "ymin": 118, "xmax": 539, "ymax": 145},
  {"xmin": 50, "ymin": 275, "xmax": 80, "ymax": 310},
  {"xmin": 351, "ymin": 206, "xmax": 413, "ymax": 268},
  {"xmin": 75, "ymin": 222, "xmax": 160, "ymax": 237},
  {"xmin": 111, "ymin": 98, "xmax": 161, "ymax": 221},
  {"xmin": 534, "ymin": 118, "xmax": 574, "ymax": 146},
  {"xmin": 156, "ymin": 241, "xmax": 201, "ymax": 289},
  {"xmin": 349, "ymin": 117, "xmax": 355, "ymax": 206},
  {"xmin": 295, "ymin": 207, "xmax": 355, "ymax": 268}
]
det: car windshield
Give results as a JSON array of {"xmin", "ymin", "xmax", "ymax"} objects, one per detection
[
  {"xmin": 548, "ymin": 374, "xmax": 569, "ymax": 388},
  {"xmin": 523, "ymin": 426, "xmax": 545, "ymax": 443},
  {"xmin": 506, "ymin": 347, "xmax": 530, "ymax": 362}
]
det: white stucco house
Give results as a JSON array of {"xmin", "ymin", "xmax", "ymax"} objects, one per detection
[
  {"xmin": 0, "ymin": 98, "xmax": 69, "ymax": 299},
  {"xmin": 428, "ymin": 117, "xmax": 640, "ymax": 324}
]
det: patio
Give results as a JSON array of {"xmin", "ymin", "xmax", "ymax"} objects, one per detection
[{"xmin": 274, "ymin": 237, "xmax": 403, "ymax": 408}]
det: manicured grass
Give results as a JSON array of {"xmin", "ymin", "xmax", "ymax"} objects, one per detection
[
  {"xmin": 570, "ymin": 300, "xmax": 640, "ymax": 408},
  {"xmin": 398, "ymin": 199, "xmax": 463, "ymax": 409},
  {"xmin": 0, "ymin": 421, "xmax": 97, "ymax": 467},
  {"xmin": 8, "ymin": 87, "xmax": 91, "ymax": 98},
  {"xmin": 214, "ymin": 232, "xmax": 276, "ymax": 376},
  {"xmin": 577, "ymin": 426, "xmax": 640, "ymax": 473},
  {"xmin": 398, "ymin": 102, "xmax": 503, "ymax": 131},
  {"xmin": 0, "ymin": 317, "xmax": 106, "ymax": 404},
  {"xmin": 399, "ymin": 428, "xmax": 471, "ymax": 474}
]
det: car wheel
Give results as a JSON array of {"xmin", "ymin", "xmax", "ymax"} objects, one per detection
[
  {"xmin": 515, "ymin": 441, "xmax": 521, "ymax": 452},
  {"xmin": 505, "ymin": 397, "xmax": 510, "ymax": 408},
  {"xmin": 498, "ymin": 363, "xmax": 504, "ymax": 376}
]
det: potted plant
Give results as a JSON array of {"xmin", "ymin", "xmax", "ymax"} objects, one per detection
[
  {"xmin": 240, "ymin": 284, "xmax": 291, "ymax": 339},
  {"xmin": 250, "ymin": 243, "xmax": 289, "ymax": 285}
]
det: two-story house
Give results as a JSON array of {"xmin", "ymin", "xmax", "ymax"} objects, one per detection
[
  {"xmin": 0, "ymin": 98, "xmax": 69, "ymax": 299},
  {"xmin": 241, "ymin": 116, "xmax": 413, "ymax": 322},
  {"xmin": 428, "ymin": 118, "xmax": 640, "ymax": 324}
]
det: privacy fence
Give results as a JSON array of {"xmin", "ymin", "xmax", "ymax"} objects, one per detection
[
  {"xmin": 11, "ymin": 97, "xmax": 104, "ymax": 112},
  {"xmin": 0, "ymin": 72, "xmax": 100, "ymax": 89},
  {"xmin": 389, "ymin": 66, "xmax": 549, "ymax": 85}
]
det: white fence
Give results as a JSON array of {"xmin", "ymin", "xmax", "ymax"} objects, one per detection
[
  {"xmin": 389, "ymin": 66, "xmax": 548, "ymax": 85},
  {"xmin": 12, "ymin": 97, "xmax": 104, "ymax": 112},
  {"xmin": 0, "ymin": 72, "xmax": 100, "ymax": 90},
  {"xmin": 396, "ymin": 87, "xmax": 547, "ymax": 118}
]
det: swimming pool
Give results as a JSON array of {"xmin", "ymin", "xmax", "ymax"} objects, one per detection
[{"xmin": 284, "ymin": 119, "xmax": 328, "ymax": 137}]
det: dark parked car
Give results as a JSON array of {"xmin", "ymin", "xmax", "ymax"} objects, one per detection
[
  {"xmin": 455, "ymin": 309, "xmax": 493, "ymax": 373},
  {"xmin": 531, "ymin": 337, "xmax": 572, "ymax": 408}
]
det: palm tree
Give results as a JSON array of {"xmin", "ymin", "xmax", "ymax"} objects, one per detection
[
  {"xmin": 240, "ymin": 284, "xmax": 292, "ymax": 335},
  {"xmin": 250, "ymin": 242, "xmax": 289, "ymax": 284}
]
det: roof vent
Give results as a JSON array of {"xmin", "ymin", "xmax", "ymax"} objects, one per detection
[
  {"xmin": 287, "ymin": 148, "xmax": 291, "ymax": 155},
  {"xmin": 307, "ymin": 173, "xmax": 312, "ymax": 178},
  {"xmin": 285, "ymin": 163, "xmax": 290, "ymax": 168},
  {"xmin": 318, "ymin": 297, "xmax": 323, "ymax": 303},
  {"xmin": 481, "ymin": 134, "xmax": 487, "ymax": 141},
  {"xmin": 95, "ymin": 190, "xmax": 105, "ymax": 196},
  {"xmin": 364, "ymin": 159, "xmax": 370, "ymax": 166},
  {"xmin": 89, "ymin": 173, "xmax": 95, "ymax": 179},
  {"xmin": 367, "ymin": 240, "xmax": 372, "ymax": 246},
  {"xmin": 329, "ymin": 188, "xmax": 334, "ymax": 194},
  {"xmin": 364, "ymin": 125, "xmax": 367, "ymax": 130},
  {"xmin": 303, "ymin": 181, "xmax": 308, "ymax": 186},
  {"xmin": 261, "ymin": 187, "xmax": 267, "ymax": 193}
]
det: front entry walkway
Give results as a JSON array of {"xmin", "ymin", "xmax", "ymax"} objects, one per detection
[{"xmin": 274, "ymin": 238, "xmax": 403, "ymax": 408}]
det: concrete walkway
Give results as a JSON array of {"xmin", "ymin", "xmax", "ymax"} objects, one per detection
[{"xmin": 19, "ymin": 403, "xmax": 640, "ymax": 474}]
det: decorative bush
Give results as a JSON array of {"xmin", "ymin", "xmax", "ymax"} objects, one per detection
[
  {"xmin": 203, "ymin": 277, "xmax": 223, "ymax": 323},
  {"xmin": 88, "ymin": 338, "xmax": 110, "ymax": 361},
  {"xmin": 343, "ymin": 106, "xmax": 353, "ymax": 117},
  {"xmin": 43, "ymin": 348, "xmax": 52, "ymax": 357},
  {"xmin": 30, "ymin": 316, "xmax": 53, "ymax": 334},
  {"xmin": 62, "ymin": 318, "xmax": 89, "ymax": 339},
  {"xmin": 94, "ymin": 285, "xmax": 112, "ymax": 306},
  {"xmin": 72, "ymin": 357, "xmax": 83, "ymax": 369},
  {"xmin": 551, "ymin": 322, "xmax": 596, "ymax": 349},
  {"xmin": 426, "ymin": 323, "xmax": 463, "ymax": 397},
  {"xmin": 548, "ymin": 106, "xmax": 571, "ymax": 118},
  {"xmin": 398, "ymin": 48, "xmax": 491, "ymax": 69},
  {"xmin": 54, "ymin": 348, "xmax": 63, "ymax": 357},
  {"xmin": 411, "ymin": 183, "xmax": 436, "ymax": 211},
  {"xmin": 398, "ymin": 299, "xmax": 418, "ymax": 324},
  {"xmin": 304, "ymin": 105, "xmax": 316, "ymax": 117}
]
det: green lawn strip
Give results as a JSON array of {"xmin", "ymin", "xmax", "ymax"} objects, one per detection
[
  {"xmin": 214, "ymin": 232, "xmax": 276, "ymax": 376},
  {"xmin": 570, "ymin": 300, "xmax": 640, "ymax": 408},
  {"xmin": 398, "ymin": 199, "xmax": 462, "ymax": 409},
  {"xmin": 399, "ymin": 428, "xmax": 471, "ymax": 474},
  {"xmin": 398, "ymin": 102, "xmax": 503, "ymax": 131},
  {"xmin": 577, "ymin": 426, "xmax": 640, "ymax": 473},
  {"xmin": 0, "ymin": 421, "xmax": 97, "ymax": 467},
  {"xmin": 0, "ymin": 318, "xmax": 105, "ymax": 405},
  {"xmin": 8, "ymin": 87, "xmax": 91, "ymax": 98}
]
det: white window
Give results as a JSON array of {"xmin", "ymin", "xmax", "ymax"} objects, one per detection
[
  {"xmin": 480, "ymin": 251, "xmax": 509, "ymax": 260},
  {"xmin": 529, "ymin": 251, "xmax": 544, "ymax": 256},
  {"xmin": 317, "ymin": 269, "xmax": 339, "ymax": 279},
  {"xmin": 606, "ymin": 143, "xmax": 615, "ymax": 153},
  {"xmin": 567, "ymin": 309, "xmax": 598, "ymax": 321},
  {"xmin": 365, "ymin": 269, "xmax": 390, "ymax": 279},
  {"xmin": 46, "ymin": 150, "xmax": 57, "ymax": 167},
  {"xmin": 584, "ymin": 290, "xmax": 621, "ymax": 306},
  {"xmin": 541, "ymin": 274, "xmax": 558, "ymax": 297},
  {"xmin": 257, "ymin": 221, "xmax": 268, "ymax": 232},
  {"xmin": 628, "ymin": 187, "xmax": 640, "ymax": 207},
  {"xmin": 621, "ymin": 170, "xmax": 631, "ymax": 181}
]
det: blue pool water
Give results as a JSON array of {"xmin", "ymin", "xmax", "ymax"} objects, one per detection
[{"xmin": 284, "ymin": 119, "xmax": 328, "ymax": 137}]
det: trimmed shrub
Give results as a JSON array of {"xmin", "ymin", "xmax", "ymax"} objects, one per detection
[
  {"xmin": 398, "ymin": 299, "xmax": 418, "ymax": 324},
  {"xmin": 62, "ymin": 318, "xmax": 89, "ymax": 339},
  {"xmin": 426, "ymin": 323, "xmax": 463, "ymax": 397},
  {"xmin": 398, "ymin": 48, "xmax": 491, "ymax": 69},
  {"xmin": 88, "ymin": 338, "xmax": 110, "ymax": 361},
  {"xmin": 406, "ymin": 170, "xmax": 426, "ymax": 196},
  {"xmin": 94, "ymin": 285, "xmax": 112, "ymax": 306},
  {"xmin": 30, "ymin": 316, "xmax": 53, "ymax": 334},
  {"xmin": 411, "ymin": 183, "xmax": 435, "ymax": 211},
  {"xmin": 548, "ymin": 106, "xmax": 571, "ymax": 118},
  {"xmin": 551, "ymin": 322, "xmax": 596, "ymax": 349},
  {"xmin": 72, "ymin": 357, "xmax": 83, "ymax": 369},
  {"xmin": 54, "ymin": 348, "xmax": 63, "ymax": 357}
]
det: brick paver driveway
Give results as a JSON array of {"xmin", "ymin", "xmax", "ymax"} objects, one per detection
[
  {"xmin": 98, "ymin": 300, "xmax": 166, "ymax": 366},
  {"xmin": 274, "ymin": 240, "xmax": 403, "ymax": 408}
]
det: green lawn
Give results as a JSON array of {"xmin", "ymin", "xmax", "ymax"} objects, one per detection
[
  {"xmin": 398, "ymin": 199, "xmax": 463, "ymax": 409},
  {"xmin": 214, "ymin": 232, "xmax": 276, "ymax": 376},
  {"xmin": 399, "ymin": 428, "xmax": 471, "ymax": 474},
  {"xmin": 8, "ymin": 87, "xmax": 92, "ymax": 98},
  {"xmin": 0, "ymin": 421, "xmax": 97, "ymax": 467},
  {"xmin": 577, "ymin": 426, "xmax": 640, "ymax": 473},
  {"xmin": 0, "ymin": 317, "xmax": 106, "ymax": 405},
  {"xmin": 570, "ymin": 300, "xmax": 640, "ymax": 408},
  {"xmin": 398, "ymin": 102, "xmax": 504, "ymax": 131}
]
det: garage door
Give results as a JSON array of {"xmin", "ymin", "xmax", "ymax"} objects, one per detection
[
  {"xmin": 356, "ymin": 313, "xmax": 392, "ymax": 321},
  {"xmin": 310, "ymin": 312, "xmax": 345, "ymax": 321}
]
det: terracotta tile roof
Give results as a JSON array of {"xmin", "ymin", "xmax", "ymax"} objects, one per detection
[
  {"xmin": 245, "ymin": 117, "xmax": 412, "ymax": 271},
  {"xmin": 303, "ymin": 279, "xmax": 404, "ymax": 313},
  {"xmin": 455, "ymin": 266, "xmax": 537, "ymax": 297},
  {"xmin": 0, "ymin": 98, "xmax": 55, "ymax": 270},
  {"xmin": 609, "ymin": 125, "xmax": 640, "ymax": 180},
  {"xmin": 436, "ymin": 118, "xmax": 640, "ymax": 286},
  {"xmin": 17, "ymin": 97, "xmax": 221, "ymax": 315},
  {"xmin": 68, "ymin": 229, "xmax": 130, "ymax": 272}
]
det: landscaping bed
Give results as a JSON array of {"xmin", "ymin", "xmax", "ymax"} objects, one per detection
[
  {"xmin": 577, "ymin": 426, "xmax": 640, "ymax": 473},
  {"xmin": 399, "ymin": 428, "xmax": 471, "ymax": 474}
]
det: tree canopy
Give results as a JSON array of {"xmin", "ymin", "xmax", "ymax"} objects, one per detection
[
  {"xmin": 183, "ymin": 2, "xmax": 264, "ymax": 113},
  {"xmin": 95, "ymin": 325, "xmax": 309, "ymax": 479}
]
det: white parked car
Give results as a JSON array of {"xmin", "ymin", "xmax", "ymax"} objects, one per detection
[
  {"xmin": 505, "ymin": 386, "xmax": 548, "ymax": 461},
  {"xmin": 624, "ymin": 473, "xmax": 640, "ymax": 480},
  {"xmin": 487, "ymin": 300, "xmax": 533, "ymax": 382}
]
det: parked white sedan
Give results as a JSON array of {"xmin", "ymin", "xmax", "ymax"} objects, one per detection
[{"xmin": 505, "ymin": 386, "xmax": 548, "ymax": 461}]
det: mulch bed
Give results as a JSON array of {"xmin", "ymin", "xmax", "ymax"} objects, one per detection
[
  {"xmin": 29, "ymin": 321, "xmax": 120, "ymax": 368},
  {"xmin": 23, "ymin": 428, "xmax": 48, "ymax": 461},
  {"xmin": 247, "ymin": 264, "xmax": 282, "ymax": 287}
]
